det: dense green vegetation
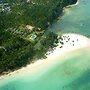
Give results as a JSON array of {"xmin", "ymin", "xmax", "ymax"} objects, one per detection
[
  {"xmin": 0, "ymin": 31, "xmax": 59, "ymax": 74},
  {"xmin": 0, "ymin": 30, "xmax": 34, "ymax": 73},
  {"xmin": 34, "ymin": 32, "xmax": 59, "ymax": 59},
  {"xmin": 0, "ymin": 0, "xmax": 77, "ymax": 30},
  {"xmin": 0, "ymin": 0, "xmax": 77, "ymax": 74}
]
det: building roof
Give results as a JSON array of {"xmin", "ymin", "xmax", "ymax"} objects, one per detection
[{"xmin": 26, "ymin": 25, "xmax": 34, "ymax": 31}]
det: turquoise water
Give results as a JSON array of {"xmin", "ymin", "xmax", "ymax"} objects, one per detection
[
  {"xmin": 0, "ymin": 48, "xmax": 90, "ymax": 90},
  {"xmin": 0, "ymin": 0, "xmax": 90, "ymax": 90},
  {"xmin": 49, "ymin": 0, "xmax": 90, "ymax": 36}
]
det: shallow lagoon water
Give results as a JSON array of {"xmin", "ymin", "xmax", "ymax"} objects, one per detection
[
  {"xmin": 49, "ymin": 0, "xmax": 90, "ymax": 36},
  {"xmin": 0, "ymin": 48, "xmax": 90, "ymax": 90},
  {"xmin": 0, "ymin": 0, "xmax": 90, "ymax": 90}
]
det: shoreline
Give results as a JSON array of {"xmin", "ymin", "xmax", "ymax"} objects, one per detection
[
  {"xmin": 0, "ymin": 33, "xmax": 90, "ymax": 80},
  {"xmin": 66, "ymin": 0, "xmax": 79, "ymax": 8},
  {"xmin": 0, "ymin": 0, "xmax": 88, "ymax": 81},
  {"xmin": 63, "ymin": 0, "xmax": 79, "ymax": 12}
]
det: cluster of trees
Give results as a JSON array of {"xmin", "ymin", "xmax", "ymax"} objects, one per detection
[
  {"xmin": 0, "ymin": 30, "xmax": 35, "ymax": 73},
  {"xmin": 40, "ymin": 32, "xmax": 58, "ymax": 49},
  {"xmin": 0, "ymin": 31, "xmax": 59, "ymax": 74},
  {"xmin": 34, "ymin": 32, "xmax": 59, "ymax": 59},
  {"xmin": 0, "ymin": 0, "xmax": 77, "ymax": 30},
  {"xmin": 0, "ymin": 0, "xmax": 77, "ymax": 74}
]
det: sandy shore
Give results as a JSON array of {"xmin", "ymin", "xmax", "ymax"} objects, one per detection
[
  {"xmin": 46, "ymin": 33, "xmax": 90, "ymax": 58},
  {"xmin": 0, "ymin": 33, "xmax": 90, "ymax": 80},
  {"xmin": 66, "ymin": 0, "xmax": 79, "ymax": 8},
  {"xmin": 63, "ymin": 0, "xmax": 79, "ymax": 12}
]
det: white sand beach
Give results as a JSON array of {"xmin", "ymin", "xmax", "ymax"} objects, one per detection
[{"xmin": 0, "ymin": 33, "xmax": 90, "ymax": 80}]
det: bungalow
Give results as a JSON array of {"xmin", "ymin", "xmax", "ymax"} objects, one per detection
[{"xmin": 26, "ymin": 25, "xmax": 34, "ymax": 31}]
